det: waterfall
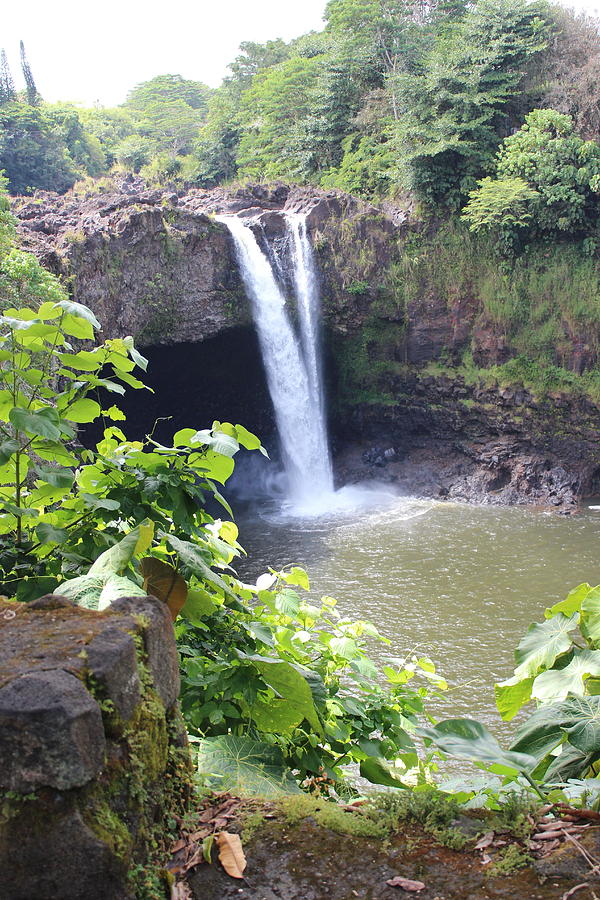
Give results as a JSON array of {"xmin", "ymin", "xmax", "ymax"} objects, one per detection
[{"xmin": 217, "ymin": 213, "xmax": 334, "ymax": 505}]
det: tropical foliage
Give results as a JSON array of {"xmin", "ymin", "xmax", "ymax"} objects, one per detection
[{"xmin": 423, "ymin": 582, "xmax": 600, "ymax": 808}]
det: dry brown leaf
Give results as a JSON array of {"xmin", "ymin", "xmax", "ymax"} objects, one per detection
[
  {"xmin": 386, "ymin": 876, "xmax": 426, "ymax": 892},
  {"xmin": 171, "ymin": 882, "xmax": 193, "ymax": 900},
  {"xmin": 474, "ymin": 831, "xmax": 494, "ymax": 851},
  {"xmin": 141, "ymin": 557, "xmax": 188, "ymax": 620},
  {"xmin": 217, "ymin": 832, "xmax": 247, "ymax": 879}
]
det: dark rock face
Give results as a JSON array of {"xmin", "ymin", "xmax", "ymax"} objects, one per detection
[
  {"xmin": 333, "ymin": 373, "xmax": 600, "ymax": 512},
  {"xmin": 0, "ymin": 594, "xmax": 192, "ymax": 900},
  {"xmin": 0, "ymin": 669, "xmax": 105, "ymax": 791},
  {"xmin": 111, "ymin": 595, "xmax": 180, "ymax": 709}
]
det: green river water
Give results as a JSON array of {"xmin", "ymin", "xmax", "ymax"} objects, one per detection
[{"xmin": 237, "ymin": 493, "xmax": 600, "ymax": 737}]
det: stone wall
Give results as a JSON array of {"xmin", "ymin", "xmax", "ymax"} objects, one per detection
[{"xmin": 0, "ymin": 594, "xmax": 192, "ymax": 900}]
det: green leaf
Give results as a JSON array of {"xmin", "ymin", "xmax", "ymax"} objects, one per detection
[
  {"xmin": 420, "ymin": 718, "xmax": 538, "ymax": 774},
  {"xmin": 249, "ymin": 697, "xmax": 305, "ymax": 735},
  {"xmin": 360, "ymin": 756, "xmax": 410, "ymax": 788},
  {"xmin": 510, "ymin": 706, "xmax": 566, "ymax": 763},
  {"xmin": 329, "ymin": 636, "xmax": 359, "ymax": 660},
  {"xmin": 181, "ymin": 588, "xmax": 218, "ymax": 624},
  {"xmin": 102, "ymin": 405, "xmax": 126, "ymax": 421},
  {"xmin": 88, "ymin": 520, "xmax": 154, "ymax": 577},
  {"xmin": 560, "ymin": 696, "xmax": 600, "ymax": 754},
  {"xmin": 166, "ymin": 533, "xmax": 236, "ymax": 599},
  {"xmin": 34, "ymin": 466, "xmax": 74, "ymax": 489},
  {"xmin": 580, "ymin": 587, "xmax": 600, "ymax": 645},
  {"xmin": 9, "ymin": 407, "xmax": 61, "ymax": 440},
  {"xmin": 514, "ymin": 612, "xmax": 579, "ymax": 678},
  {"xmin": 35, "ymin": 523, "xmax": 69, "ymax": 544},
  {"xmin": 548, "ymin": 583, "xmax": 592, "ymax": 618},
  {"xmin": 0, "ymin": 439, "xmax": 19, "ymax": 465},
  {"xmin": 54, "ymin": 299, "xmax": 101, "ymax": 330},
  {"xmin": 532, "ymin": 650, "xmax": 600, "ymax": 703},
  {"xmin": 242, "ymin": 654, "xmax": 322, "ymax": 734},
  {"xmin": 55, "ymin": 574, "xmax": 107, "ymax": 609},
  {"xmin": 63, "ymin": 398, "xmax": 101, "ymax": 424},
  {"xmin": 280, "ymin": 566, "xmax": 310, "ymax": 591},
  {"xmin": 196, "ymin": 735, "xmax": 301, "ymax": 797},
  {"xmin": 495, "ymin": 675, "xmax": 535, "ymax": 721},
  {"xmin": 97, "ymin": 575, "xmax": 146, "ymax": 611},
  {"xmin": 275, "ymin": 588, "xmax": 301, "ymax": 616},
  {"xmin": 192, "ymin": 429, "xmax": 239, "ymax": 457},
  {"xmin": 60, "ymin": 313, "xmax": 95, "ymax": 340},
  {"xmin": 16, "ymin": 576, "xmax": 60, "ymax": 603}
]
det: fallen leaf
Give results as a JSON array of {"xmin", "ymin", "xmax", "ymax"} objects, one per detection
[
  {"xmin": 386, "ymin": 876, "xmax": 426, "ymax": 892},
  {"xmin": 474, "ymin": 831, "xmax": 494, "ymax": 851},
  {"xmin": 141, "ymin": 557, "xmax": 188, "ymax": 620},
  {"xmin": 217, "ymin": 831, "xmax": 247, "ymax": 879},
  {"xmin": 171, "ymin": 882, "xmax": 193, "ymax": 900}
]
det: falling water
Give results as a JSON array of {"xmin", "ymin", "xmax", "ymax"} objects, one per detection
[{"xmin": 217, "ymin": 214, "xmax": 334, "ymax": 504}]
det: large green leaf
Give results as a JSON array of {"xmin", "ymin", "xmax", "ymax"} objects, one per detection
[
  {"xmin": 560, "ymin": 696, "xmax": 600, "ymax": 754},
  {"xmin": 580, "ymin": 587, "xmax": 600, "ymax": 645},
  {"xmin": 196, "ymin": 735, "xmax": 301, "ymax": 797},
  {"xmin": 166, "ymin": 533, "xmax": 236, "ymax": 599},
  {"xmin": 34, "ymin": 466, "xmax": 74, "ymax": 489},
  {"xmin": 54, "ymin": 299, "xmax": 101, "ymax": 330},
  {"xmin": 532, "ymin": 650, "xmax": 600, "ymax": 703},
  {"xmin": 495, "ymin": 674, "xmax": 534, "ymax": 721},
  {"xmin": 9, "ymin": 407, "xmax": 61, "ymax": 440},
  {"xmin": 63, "ymin": 398, "xmax": 101, "ymax": 424},
  {"xmin": 89, "ymin": 520, "xmax": 154, "ymax": 577},
  {"xmin": 514, "ymin": 612, "xmax": 579, "ymax": 678},
  {"xmin": 243, "ymin": 654, "xmax": 322, "ymax": 734},
  {"xmin": 421, "ymin": 718, "xmax": 538, "ymax": 774},
  {"xmin": 97, "ymin": 575, "xmax": 146, "ymax": 611},
  {"xmin": 548, "ymin": 583, "xmax": 592, "ymax": 618},
  {"xmin": 360, "ymin": 756, "xmax": 411, "ymax": 788},
  {"xmin": 510, "ymin": 705, "xmax": 565, "ymax": 762},
  {"xmin": 56, "ymin": 574, "xmax": 108, "ymax": 609},
  {"xmin": 0, "ymin": 439, "xmax": 19, "ymax": 465}
]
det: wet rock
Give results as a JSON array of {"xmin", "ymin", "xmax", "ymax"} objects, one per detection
[
  {"xmin": 111, "ymin": 595, "xmax": 180, "ymax": 709},
  {"xmin": 87, "ymin": 626, "xmax": 141, "ymax": 721},
  {"xmin": 0, "ymin": 807, "xmax": 130, "ymax": 900},
  {"xmin": 0, "ymin": 669, "xmax": 105, "ymax": 791}
]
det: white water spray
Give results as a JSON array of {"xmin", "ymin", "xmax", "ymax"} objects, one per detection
[{"xmin": 217, "ymin": 214, "xmax": 334, "ymax": 504}]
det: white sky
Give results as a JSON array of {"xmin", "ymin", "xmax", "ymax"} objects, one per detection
[{"xmin": 1, "ymin": 0, "xmax": 599, "ymax": 108}]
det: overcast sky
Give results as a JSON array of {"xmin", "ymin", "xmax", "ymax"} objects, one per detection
[{"xmin": 2, "ymin": 0, "xmax": 598, "ymax": 108}]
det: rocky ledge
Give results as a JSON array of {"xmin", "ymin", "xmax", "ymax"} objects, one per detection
[{"xmin": 334, "ymin": 372, "xmax": 600, "ymax": 512}]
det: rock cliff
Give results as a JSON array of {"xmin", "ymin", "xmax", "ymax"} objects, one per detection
[{"xmin": 12, "ymin": 177, "xmax": 600, "ymax": 511}]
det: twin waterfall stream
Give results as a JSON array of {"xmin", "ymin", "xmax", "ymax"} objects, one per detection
[{"xmin": 218, "ymin": 213, "xmax": 334, "ymax": 509}]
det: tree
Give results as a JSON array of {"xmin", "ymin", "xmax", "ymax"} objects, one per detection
[
  {"xmin": 391, "ymin": 0, "xmax": 552, "ymax": 205},
  {"xmin": 45, "ymin": 104, "xmax": 106, "ymax": 176},
  {"xmin": 461, "ymin": 176, "xmax": 540, "ymax": 250},
  {"xmin": 228, "ymin": 39, "xmax": 290, "ymax": 87},
  {"xmin": 462, "ymin": 109, "xmax": 600, "ymax": 245},
  {"xmin": 0, "ymin": 103, "xmax": 78, "ymax": 194},
  {"xmin": 191, "ymin": 84, "xmax": 243, "ymax": 187},
  {"xmin": 125, "ymin": 74, "xmax": 211, "ymax": 115},
  {"xmin": 19, "ymin": 40, "xmax": 40, "ymax": 106},
  {"xmin": 0, "ymin": 50, "xmax": 16, "ymax": 105}
]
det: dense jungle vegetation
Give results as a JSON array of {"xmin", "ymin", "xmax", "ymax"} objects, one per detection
[{"xmin": 2, "ymin": 1, "xmax": 600, "ymax": 217}]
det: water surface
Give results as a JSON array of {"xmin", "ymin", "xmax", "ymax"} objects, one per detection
[{"xmin": 236, "ymin": 495, "xmax": 600, "ymax": 734}]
